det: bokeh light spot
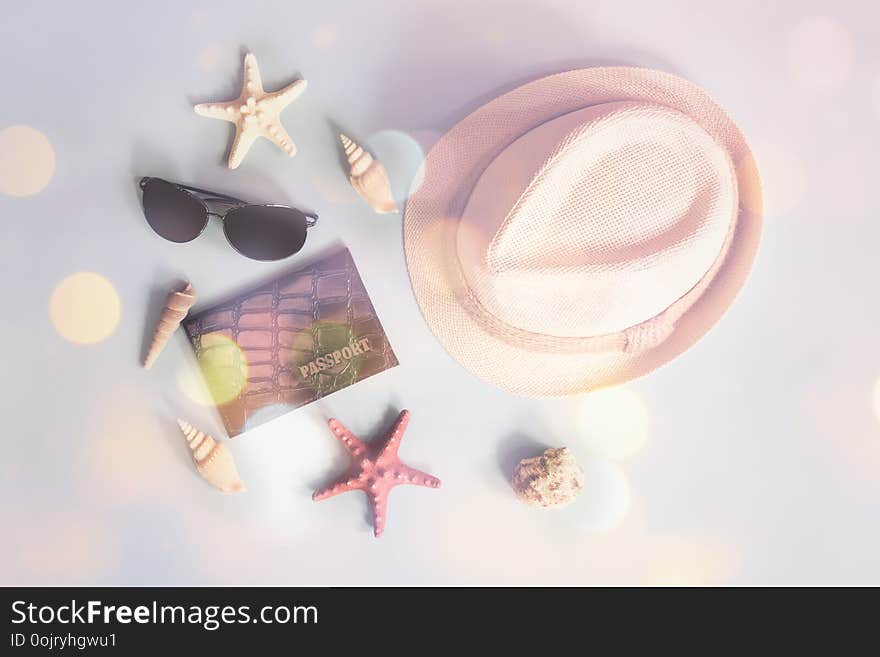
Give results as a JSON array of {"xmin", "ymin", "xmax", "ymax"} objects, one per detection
[
  {"xmin": 180, "ymin": 332, "xmax": 249, "ymax": 406},
  {"xmin": 0, "ymin": 125, "xmax": 55, "ymax": 197},
  {"xmin": 367, "ymin": 130, "xmax": 426, "ymax": 201},
  {"xmin": 873, "ymin": 75, "xmax": 880, "ymax": 120},
  {"xmin": 18, "ymin": 518, "xmax": 122, "ymax": 581},
  {"xmin": 573, "ymin": 386, "xmax": 650, "ymax": 460},
  {"xmin": 576, "ymin": 458, "xmax": 631, "ymax": 534},
  {"xmin": 177, "ymin": 363, "xmax": 215, "ymax": 406},
  {"xmin": 287, "ymin": 321, "xmax": 366, "ymax": 395},
  {"xmin": 310, "ymin": 23, "xmax": 338, "ymax": 49},
  {"xmin": 408, "ymin": 129, "xmax": 441, "ymax": 154},
  {"xmin": 646, "ymin": 535, "xmax": 739, "ymax": 586},
  {"xmin": 787, "ymin": 16, "xmax": 854, "ymax": 92},
  {"xmin": 49, "ymin": 272, "xmax": 121, "ymax": 344},
  {"xmin": 78, "ymin": 387, "xmax": 177, "ymax": 504},
  {"xmin": 871, "ymin": 378, "xmax": 880, "ymax": 422}
]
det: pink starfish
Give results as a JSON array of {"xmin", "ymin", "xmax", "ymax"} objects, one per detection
[{"xmin": 313, "ymin": 410, "xmax": 441, "ymax": 538}]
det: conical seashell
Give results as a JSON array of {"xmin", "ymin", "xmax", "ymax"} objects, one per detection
[
  {"xmin": 177, "ymin": 419, "xmax": 246, "ymax": 494},
  {"xmin": 511, "ymin": 447, "xmax": 584, "ymax": 508},
  {"xmin": 143, "ymin": 283, "xmax": 196, "ymax": 369},
  {"xmin": 340, "ymin": 133, "xmax": 399, "ymax": 214}
]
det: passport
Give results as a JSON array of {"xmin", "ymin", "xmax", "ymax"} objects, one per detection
[{"xmin": 182, "ymin": 248, "xmax": 398, "ymax": 436}]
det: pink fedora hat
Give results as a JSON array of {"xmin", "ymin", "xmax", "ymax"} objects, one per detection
[{"xmin": 403, "ymin": 67, "xmax": 763, "ymax": 396}]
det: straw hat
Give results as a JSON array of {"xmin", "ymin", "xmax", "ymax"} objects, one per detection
[{"xmin": 403, "ymin": 67, "xmax": 762, "ymax": 396}]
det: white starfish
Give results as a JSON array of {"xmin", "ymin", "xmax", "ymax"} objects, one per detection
[{"xmin": 194, "ymin": 52, "xmax": 307, "ymax": 169}]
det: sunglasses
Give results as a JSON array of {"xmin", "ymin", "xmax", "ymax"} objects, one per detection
[{"xmin": 138, "ymin": 177, "xmax": 318, "ymax": 261}]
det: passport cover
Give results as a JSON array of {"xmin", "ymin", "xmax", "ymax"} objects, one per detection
[{"xmin": 182, "ymin": 248, "xmax": 398, "ymax": 436}]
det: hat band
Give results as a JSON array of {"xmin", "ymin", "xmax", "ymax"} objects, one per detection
[{"xmin": 452, "ymin": 204, "xmax": 741, "ymax": 354}]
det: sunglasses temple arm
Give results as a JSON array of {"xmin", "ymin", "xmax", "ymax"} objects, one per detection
[{"xmin": 305, "ymin": 212, "xmax": 318, "ymax": 227}]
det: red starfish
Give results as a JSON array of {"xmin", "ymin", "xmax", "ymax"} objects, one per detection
[{"xmin": 313, "ymin": 409, "xmax": 441, "ymax": 537}]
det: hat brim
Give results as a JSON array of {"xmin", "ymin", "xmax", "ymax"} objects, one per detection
[{"xmin": 403, "ymin": 67, "xmax": 762, "ymax": 397}]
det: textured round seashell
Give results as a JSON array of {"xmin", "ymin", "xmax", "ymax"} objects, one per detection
[{"xmin": 511, "ymin": 447, "xmax": 584, "ymax": 508}]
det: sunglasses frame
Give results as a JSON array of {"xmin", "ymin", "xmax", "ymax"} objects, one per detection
[{"xmin": 139, "ymin": 176, "xmax": 318, "ymax": 259}]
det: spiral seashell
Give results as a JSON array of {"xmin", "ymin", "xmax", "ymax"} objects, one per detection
[
  {"xmin": 511, "ymin": 447, "xmax": 584, "ymax": 508},
  {"xmin": 340, "ymin": 133, "xmax": 399, "ymax": 214},
  {"xmin": 143, "ymin": 283, "xmax": 196, "ymax": 369},
  {"xmin": 178, "ymin": 419, "xmax": 246, "ymax": 494}
]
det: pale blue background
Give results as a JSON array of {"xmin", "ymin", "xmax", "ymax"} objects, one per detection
[{"xmin": 2, "ymin": 0, "xmax": 879, "ymax": 584}]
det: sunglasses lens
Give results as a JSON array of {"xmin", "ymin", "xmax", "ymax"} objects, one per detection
[
  {"xmin": 141, "ymin": 178, "xmax": 208, "ymax": 243},
  {"xmin": 224, "ymin": 206, "xmax": 308, "ymax": 261}
]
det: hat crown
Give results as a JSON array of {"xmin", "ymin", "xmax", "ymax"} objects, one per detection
[{"xmin": 456, "ymin": 101, "xmax": 738, "ymax": 339}]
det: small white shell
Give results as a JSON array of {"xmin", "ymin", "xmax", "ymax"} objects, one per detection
[
  {"xmin": 178, "ymin": 419, "xmax": 246, "ymax": 494},
  {"xmin": 340, "ymin": 133, "xmax": 398, "ymax": 214},
  {"xmin": 144, "ymin": 283, "xmax": 196, "ymax": 369}
]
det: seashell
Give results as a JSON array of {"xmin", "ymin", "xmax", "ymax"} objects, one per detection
[
  {"xmin": 143, "ymin": 282, "xmax": 196, "ymax": 369},
  {"xmin": 511, "ymin": 447, "xmax": 584, "ymax": 508},
  {"xmin": 177, "ymin": 419, "xmax": 246, "ymax": 494},
  {"xmin": 340, "ymin": 133, "xmax": 399, "ymax": 214}
]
